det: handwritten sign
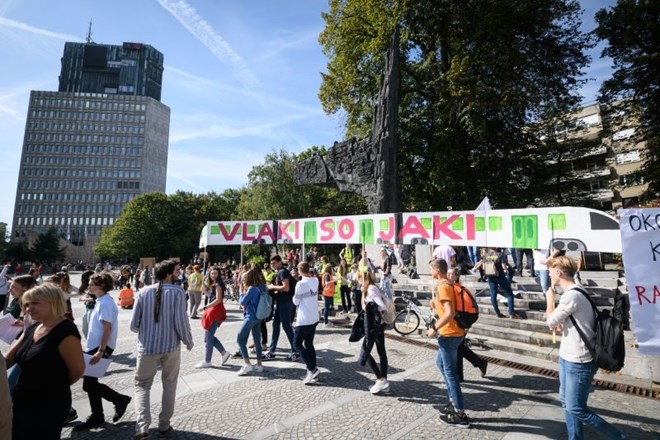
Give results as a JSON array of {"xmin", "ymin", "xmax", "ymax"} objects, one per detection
[
  {"xmin": 619, "ymin": 208, "xmax": 660, "ymax": 355},
  {"xmin": 199, "ymin": 206, "xmax": 623, "ymax": 253}
]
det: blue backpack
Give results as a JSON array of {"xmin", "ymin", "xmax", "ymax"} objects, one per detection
[{"xmin": 255, "ymin": 286, "xmax": 273, "ymax": 320}]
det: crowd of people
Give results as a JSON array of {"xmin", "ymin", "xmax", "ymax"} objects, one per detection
[{"xmin": 0, "ymin": 242, "xmax": 629, "ymax": 440}]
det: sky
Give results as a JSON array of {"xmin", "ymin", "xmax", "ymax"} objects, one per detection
[{"xmin": 0, "ymin": 0, "xmax": 616, "ymax": 233}]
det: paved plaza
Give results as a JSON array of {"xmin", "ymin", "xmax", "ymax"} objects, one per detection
[{"xmin": 55, "ymin": 284, "xmax": 659, "ymax": 440}]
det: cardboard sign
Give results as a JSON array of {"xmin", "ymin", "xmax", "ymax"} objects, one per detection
[{"xmin": 619, "ymin": 208, "xmax": 660, "ymax": 355}]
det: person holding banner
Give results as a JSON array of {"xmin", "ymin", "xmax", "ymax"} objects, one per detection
[{"xmin": 545, "ymin": 256, "xmax": 627, "ymax": 440}]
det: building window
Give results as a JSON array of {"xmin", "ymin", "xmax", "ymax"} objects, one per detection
[
  {"xmin": 612, "ymin": 128, "xmax": 635, "ymax": 141},
  {"xmin": 615, "ymin": 150, "xmax": 641, "ymax": 164}
]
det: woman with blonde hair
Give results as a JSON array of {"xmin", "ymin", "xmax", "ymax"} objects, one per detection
[
  {"xmin": 358, "ymin": 270, "xmax": 390, "ymax": 394},
  {"xmin": 4, "ymin": 283, "xmax": 85, "ymax": 440}
]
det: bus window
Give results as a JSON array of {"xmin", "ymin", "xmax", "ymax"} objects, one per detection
[{"xmin": 590, "ymin": 212, "xmax": 619, "ymax": 230}]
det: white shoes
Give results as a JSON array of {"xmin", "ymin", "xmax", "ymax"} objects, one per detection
[
  {"xmin": 370, "ymin": 379, "xmax": 390, "ymax": 394},
  {"xmin": 253, "ymin": 364, "xmax": 264, "ymax": 373},
  {"xmin": 237, "ymin": 364, "xmax": 254, "ymax": 376},
  {"xmin": 221, "ymin": 351, "xmax": 231, "ymax": 365},
  {"xmin": 303, "ymin": 368, "xmax": 320, "ymax": 385},
  {"xmin": 195, "ymin": 360, "xmax": 212, "ymax": 369}
]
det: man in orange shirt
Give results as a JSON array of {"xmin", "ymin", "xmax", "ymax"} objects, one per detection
[
  {"xmin": 427, "ymin": 258, "xmax": 469, "ymax": 428},
  {"xmin": 117, "ymin": 283, "xmax": 134, "ymax": 309}
]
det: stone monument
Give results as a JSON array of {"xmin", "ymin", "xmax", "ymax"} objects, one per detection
[{"xmin": 294, "ymin": 28, "xmax": 401, "ymax": 214}]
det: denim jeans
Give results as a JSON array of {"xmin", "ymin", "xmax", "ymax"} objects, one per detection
[
  {"xmin": 293, "ymin": 322, "xmax": 318, "ymax": 372},
  {"xmin": 379, "ymin": 275, "xmax": 393, "ymax": 300},
  {"xmin": 436, "ymin": 335, "xmax": 465, "ymax": 412},
  {"xmin": 269, "ymin": 300, "xmax": 296, "ymax": 354},
  {"xmin": 237, "ymin": 318, "xmax": 262, "ymax": 360},
  {"xmin": 322, "ymin": 296, "xmax": 333, "ymax": 324},
  {"xmin": 559, "ymin": 358, "xmax": 627, "ymax": 440},
  {"xmin": 204, "ymin": 320, "xmax": 226, "ymax": 362},
  {"xmin": 537, "ymin": 269, "xmax": 550, "ymax": 293},
  {"xmin": 487, "ymin": 274, "xmax": 515, "ymax": 315}
]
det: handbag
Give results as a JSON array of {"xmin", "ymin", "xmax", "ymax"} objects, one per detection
[{"xmin": 349, "ymin": 311, "xmax": 365, "ymax": 342}]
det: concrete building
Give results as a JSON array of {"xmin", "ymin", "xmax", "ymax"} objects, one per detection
[
  {"xmin": 10, "ymin": 41, "xmax": 170, "ymax": 261},
  {"xmin": 551, "ymin": 102, "xmax": 648, "ymax": 212}
]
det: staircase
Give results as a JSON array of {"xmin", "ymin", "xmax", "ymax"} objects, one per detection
[{"xmin": 392, "ymin": 270, "xmax": 625, "ymax": 364}]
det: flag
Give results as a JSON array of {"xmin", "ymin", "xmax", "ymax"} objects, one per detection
[{"xmin": 476, "ymin": 196, "xmax": 491, "ymax": 211}]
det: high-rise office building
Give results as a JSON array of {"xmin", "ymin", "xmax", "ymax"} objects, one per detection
[{"xmin": 11, "ymin": 41, "xmax": 170, "ymax": 260}]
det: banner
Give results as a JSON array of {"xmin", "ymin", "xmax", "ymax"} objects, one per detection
[
  {"xmin": 199, "ymin": 220, "xmax": 276, "ymax": 246},
  {"xmin": 199, "ymin": 206, "xmax": 623, "ymax": 253},
  {"xmin": 619, "ymin": 208, "xmax": 660, "ymax": 355}
]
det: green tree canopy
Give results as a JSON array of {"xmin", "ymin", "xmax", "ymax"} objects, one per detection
[
  {"xmin": 595, "ymin": 0, "xmax": 660, "ymax": 198},
  {"xmin": 96, "ymin": 190, "xmax": 241, "ymax": 261},
  {"xmin": 31, "ymin": 227, "xmax": 65, "ymax": 266},
  {"xmin": 319, "ymin": 0, "xmax": 594, "ymax": 210}
]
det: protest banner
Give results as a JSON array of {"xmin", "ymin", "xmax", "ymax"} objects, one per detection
[{"xmin": 619, "ymin": 208, "xmax": 660, "ymax": 355}]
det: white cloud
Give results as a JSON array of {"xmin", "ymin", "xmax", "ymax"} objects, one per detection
[
  {"xmin": 157, "ymin": 0, "xmax": 259, "ymax": 89},
  {"xmin": 0, "ymin": 16, "xmax": 82, "ymax": 42},
  {"xmin": 166, "ymin": 65, "xmax": 320, "ymax": 114}
]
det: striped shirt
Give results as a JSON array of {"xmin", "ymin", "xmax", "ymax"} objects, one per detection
[{"xmin": 130, "ymin": 282, "xmax": 193, "ymax": 356}]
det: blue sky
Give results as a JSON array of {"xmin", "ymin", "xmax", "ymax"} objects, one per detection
[{"xmin": 0, "ymin": 0, "xmax": 615, "ymax": 232}]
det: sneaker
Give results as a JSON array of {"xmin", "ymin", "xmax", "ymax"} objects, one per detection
[
  {"xmin": 380, "ymin": 380, "xmax": 391, "ymax": 393},
  {"xmin": 195, "ymin": 360, "xmax": 212, "ymax": 369},
  {"xmin": 64, "ymin": 408, "xmax": 78, "ymax": 424},
  {"xmin": 113, "ymin": 395, "xmax": 131, "ymax": 423},
  {"xmin": 288, "ymin": 352, "xmax": 300, "ymax": 362},
  {"xmin": 325, "ymin": 322, "xmax": 334, "ymax": 327},
  {"xmin": 237, "ymin": 364, "xmax": 254, "ymax": 376},
  {"xmin": 159, "ymin": 425, "xmax": 174, "ymax": 437},
  {"xmin": 479, "ymin": 361, "xmax": 488, "ymax": 378},
  {"xmin": 262, "ymin": 352, "xmax": 276, "ymax": 360},
  {"xmin": 439, "ymin": 411, "xmax": 470, "ymax": 428},
  {"xmin": 369, "ymin": 379, "xmax": 389, "ymax": 394},
  {"xmin": 73, "ymin": 414, "xmax": 105, "ymax": 431},
  {"xmin": 442, "ymin": 403, "xmax": 455, "ymax": 415},
  {"xmin": 509, "ymin": 313, "xmax": 522, "ymax": 320},
  {"xmin": 302, "ymin": 370, "xmax": 315, "ymax": 385},
  {"xmin": 221, "ymin": 351, "xmax": 231, "ymax": 365},
  {"xmin": 231, "ymin": 350, "xmax": 242, "ymax": 358},
  {"xmin": 496, "ymin": 313, "xmax": 506, "ymax": 318},
  {"xmin": 311, "ymin": 368, "xmax": 320, "ymax": 381},
  {"xmin": 253, "ymin": 364, "xmax": 264, "ymax": 373}
]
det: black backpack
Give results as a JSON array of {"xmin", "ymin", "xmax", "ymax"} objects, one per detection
[{"xmin": 569, "ymin": 287, "xmax": 625, "ymax": 372}]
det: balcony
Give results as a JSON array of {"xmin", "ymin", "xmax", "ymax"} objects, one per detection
[{"xmin": 579, "ymin": 188, "xmax": 614, "ymax": 201}]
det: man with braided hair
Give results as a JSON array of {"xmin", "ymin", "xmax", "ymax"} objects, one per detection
[{"xmin": 130, "ymin": 260, "xmax": 193, "ymax": 440}]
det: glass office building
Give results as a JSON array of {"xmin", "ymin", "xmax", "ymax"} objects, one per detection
[{"xmin": 11, "ymin": 41, "xmax": 170, "ymax": 257}]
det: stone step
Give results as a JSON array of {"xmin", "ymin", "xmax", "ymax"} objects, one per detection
[
  {"xmin": 479, "ymin": 307, "xmax": 548, "ymax": 321},
  {"xmin": 465, "ymin": 334, "xmax": 559, "ymax": 363},
  {"xmin": 468, "ymin": 322, "xmax": 560, "ymax": 348},
  {"xmin": 477, "ymin": 313, "xmax": 551, "ymax": 332}
]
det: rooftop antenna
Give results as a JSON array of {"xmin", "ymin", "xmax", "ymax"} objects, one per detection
[{"xmin": 85, "ymin": 18, "xmax": 93, "ymax": 43}]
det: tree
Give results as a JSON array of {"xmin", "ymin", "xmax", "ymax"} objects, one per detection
[
  {"xmin": 31, "ymin": 228, "xmax": 65, "ymax": 266},
  {"xmin": 96, "ymin": 190, "xmax": 241, "ymax": 261},
  {"xmin": 319, "ymin": 0, "xmax": 593, "ymax": 210},
  {"xmin": 595, "ymin": 0, "xmax": 660, "ymax": 198}
]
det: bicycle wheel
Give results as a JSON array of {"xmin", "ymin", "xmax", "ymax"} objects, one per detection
[{"xmin": 393, "ymin": 309, "xmax": 420, "ymax": 336}]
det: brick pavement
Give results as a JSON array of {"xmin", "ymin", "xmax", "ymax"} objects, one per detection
[{"xmin": 54, "ymin": 290, "xmax": 660, "ymax": 440}]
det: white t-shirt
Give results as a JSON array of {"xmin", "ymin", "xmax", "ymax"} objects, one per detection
[
  {"xmin": 433, "ymin": 245, "xmax": 456, "ymax": 265},
  {"xmin": 547, "ymin": 285, "xmax": 595, "ymax": 363},
  {"xmin": 86, "ymin": 293, "xmax": 119, "ymax": 351},
  {"xmin": 533, "ymin": 249, "xmax": 549, "ymax": 271},
  {"xmin": 364, "ymin": 285, "xmax": 386, "ymax": 312},
  {"xmin": 293, "ymin": 276, "xmax": 320, "ymax": 326}
]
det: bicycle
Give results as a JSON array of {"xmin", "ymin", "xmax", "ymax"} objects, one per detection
[
  {"xmin": 392, "ymin": 293, "xmax": 436, "ymax": 336},
  {"xmin": 223, "ymin": 279, "xmax": 240, "ymax": 302}
]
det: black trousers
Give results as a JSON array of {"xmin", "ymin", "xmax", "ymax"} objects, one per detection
[
  {"xmin": 82, "ymin": 347, "xmax": 124, "ymax": 416},
  {"xmin": 515, "ymin": 249, "xmax": 535, "ymax": 275},
  {"xmin": 457, "ymin": 340, "xmax": 486, "ymax": 381}
]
